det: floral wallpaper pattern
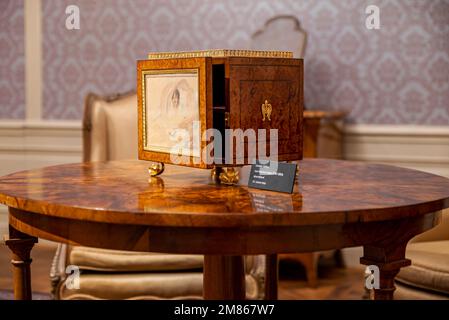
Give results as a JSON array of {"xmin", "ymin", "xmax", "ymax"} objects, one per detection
[
  {"xmin": 0, "ymin": 0, "xmax": 25, "ymax": 119},
  {"xmin": 4, "ymin": 0, "xmax": 449, "ymax": 124}
]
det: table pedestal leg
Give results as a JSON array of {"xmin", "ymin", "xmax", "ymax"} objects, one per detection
[
  {"xmin": 265, "ymin": 254, "xmax": 278, "ymax": 299},
  {"xmin": 360, "ymin": 243, "xmax": 410, "ymax": 300},
  {"xmin": 4, "ymin": 224, "xmax": 38, "ymax": 300},
  {"xmin": 203, "ymin": 255, "xmax": 245, "ymax": 300}
]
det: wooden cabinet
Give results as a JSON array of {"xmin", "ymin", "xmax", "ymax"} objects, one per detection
[
  {"xmin": 228, "ymin": 58, "xmax": 303, "ymax": 161},
  {"xmin": 137, "ymin": 50, "xmax": 303, "ymax": 168}
]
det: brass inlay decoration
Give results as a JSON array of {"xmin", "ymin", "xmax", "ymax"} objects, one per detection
[
  {"xmin": 148, "ymin": 49, "xmax": 293, "ymax": 60},
  {"xmin": 261, "ymin": 100, "xmax": 272, "ymax": 122},
  {"xmin": 148, "ymin": 162, "xmax": 165, "ymax": 177}
]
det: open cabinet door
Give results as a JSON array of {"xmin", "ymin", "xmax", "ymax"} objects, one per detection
[
  {"xmin": 227, "ymin": 57, "xmax": 303, "ymax": 164},
  {"xmin": 137, "ymin": 58, "xmax": 213, "ymax": 168}
]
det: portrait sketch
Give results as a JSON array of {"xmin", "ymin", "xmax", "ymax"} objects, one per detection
[{"xmin": 144, "ymin": 70, "xmax": 200, "ymax": 157}]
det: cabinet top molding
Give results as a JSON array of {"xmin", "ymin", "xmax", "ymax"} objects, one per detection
[{"xmin": 148, "ymin": 49, "xmax": 293, "ymax": 60}]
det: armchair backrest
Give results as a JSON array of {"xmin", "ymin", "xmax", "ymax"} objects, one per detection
[
  {"xmin": 82, "ymin": 92, "xmax": 138, "ymax": 162},
  {"xmin": 250, "ymin": 15, "xmax": 307, "ymax": 58}
]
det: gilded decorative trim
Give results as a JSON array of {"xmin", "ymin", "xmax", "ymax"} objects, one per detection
[
  {"xmin": 140, "ymin": 68, "xmax": 199, "ymax": 153},
  {"xmin": 148, "ymin": 49, "xmax": 293, "ymax": 60}
]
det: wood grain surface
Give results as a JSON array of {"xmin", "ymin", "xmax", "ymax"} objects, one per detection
[
  {"xmin": 0, "ymin": 159, "xmax": 448, "ymax": 228},
  {"xmin": 2, "ymin": 159, "xmax": 449, "ymax": 300}
]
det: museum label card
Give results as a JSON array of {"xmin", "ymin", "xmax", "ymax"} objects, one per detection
[{"xmin": 248, "ymin": 160, "xmax": 297, "ymax": 194}]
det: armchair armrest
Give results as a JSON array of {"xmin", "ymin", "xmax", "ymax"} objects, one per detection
[
  {"xmin": 50, "ymin": 243, "xmax": 68, "ymax": 299},
  {"xmin": 410, "ymin": 210, "xmax": 449, "ymax": 243}
]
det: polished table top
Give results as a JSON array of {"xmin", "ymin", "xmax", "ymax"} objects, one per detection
[
  {"xmin": 1, "ymin": 159, "xmax": 449, "ymax": 228},
  {"xmin": 3, "ymin": 158, "xmax": 449, "ymax": 300}
]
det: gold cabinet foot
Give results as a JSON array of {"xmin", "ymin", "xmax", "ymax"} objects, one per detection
[
  {"xmin": 148, "ymin": 162, "xmax": 165, "ymax": 177},
  {"xmin": 211, "ymin": 167, "xmax": 240, "ymax": 185}
]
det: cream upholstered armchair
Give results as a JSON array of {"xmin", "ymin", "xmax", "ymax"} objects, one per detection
[
  {"xmin": 50, "ymin": 92, "xmax": 265, "ymax": 300},
  {"xmin": 394, "ymin": 210, "xmax": 449, "ymax": 299},
  {"xmin": 250, "ymin": 15, "xmax": 307, "ymax": 58}
]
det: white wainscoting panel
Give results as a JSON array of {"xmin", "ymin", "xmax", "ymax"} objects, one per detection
[
  {"xmin": 344, "ymin": 124, "xmax": 449, "ymax": 178},
  {"xmin": 0, "ymin": 120, "xmax": 82, "ymax": 240},
  {"xmin": 0, "ymin": 120, "xmax": 82, "ymax": 176}
]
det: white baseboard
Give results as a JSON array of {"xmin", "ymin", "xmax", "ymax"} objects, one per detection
[
  {"xmin": 344, "ymin": 124, "xmax": 449, "ymax": 178},
  {"xmin": 1, "ymin": 121, "xmax": 447, "ymax": 176},
  {"xmin": 0, "ymin": 120, "xmax": 82, "ymax": 176}
]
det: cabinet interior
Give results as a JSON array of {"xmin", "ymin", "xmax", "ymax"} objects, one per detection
[{"xmin": 212, "ymin": 64, "xmax": 227, "ymax": 162}]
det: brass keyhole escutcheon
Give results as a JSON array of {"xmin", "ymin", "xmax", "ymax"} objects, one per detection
[{"xmin": 261, "ymin": 100, "xmax": 272, "ymax": 122}]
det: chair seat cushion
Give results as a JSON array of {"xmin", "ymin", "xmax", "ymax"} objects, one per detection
[
  {"xmin": 395, "ymin": 281, "xmax": 449, "ymax": 300},
  {"xmin": 69, "ymin": 246, "xmax": 204, "ymax": 272},
  {"xmin": 58, "ymin": 272, "xmax": 260, "ymax": 300},
  {"xmin": 396, "ymin": 241, "xmax": 449, "ymax": 295}
]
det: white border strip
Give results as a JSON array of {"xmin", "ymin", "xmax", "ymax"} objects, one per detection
[
  {"xmin": 25, "ymin": 0, "xmax": 43, "ymax": 120},
  {"xmin": 345, "ymin": 124, "xmax": 449, "ymax": 137},
  {"xmin": 0, "ymin": 120, "xmax": 81, "ymax": 129}
]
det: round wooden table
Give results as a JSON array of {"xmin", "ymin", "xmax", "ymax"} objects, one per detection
[{"xmin": 1, "ymin": 159, "xmax": 449, "ymax": 300}]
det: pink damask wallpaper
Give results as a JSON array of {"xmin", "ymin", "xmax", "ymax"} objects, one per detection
[
  {"xmin": 0, "ymin": 0, "xmax": 25, "ymax": 119},
  {"xmin": 39, "ymin": 0, "xmax": 449, "ymax": 124}
]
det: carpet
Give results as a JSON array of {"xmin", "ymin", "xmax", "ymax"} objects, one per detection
[{"xmin": 0, "ymin": 289, "xmax": 51, "ymax": 300}]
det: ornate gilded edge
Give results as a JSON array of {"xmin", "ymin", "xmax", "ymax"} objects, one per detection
[
  {"xmin": 148, "ymin": 49, "xmax": 293, "ymax": 59},
  {"xmin": 141, "ymin": 68, "xmax": 199, "ymax": 153}
]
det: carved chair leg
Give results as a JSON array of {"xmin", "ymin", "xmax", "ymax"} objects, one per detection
[
  {"xmin": 264, "ymin": 254, "xmax": 278, "ymax": 299},
  {"xmin": 303, "ymin": 253, "xmax": 318, "ymax": 288},
  {"xmin": 279, "ymin": 253, "xmax": 318, "ymax": 288},
  {"xmin": 4, "ymin": 224, "xmax": 38, "ymax": 300},
  {"xmin": 334, "ymin": 249, "xmax": 345, "ymax": 268}
]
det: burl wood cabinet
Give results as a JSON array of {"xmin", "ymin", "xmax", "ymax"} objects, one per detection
[{"xmin": 137, "ymin": 50, "xmax": 304, "ymax": 169}]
